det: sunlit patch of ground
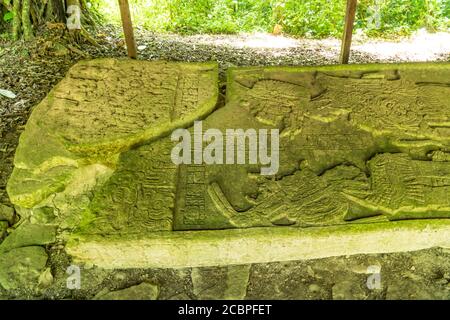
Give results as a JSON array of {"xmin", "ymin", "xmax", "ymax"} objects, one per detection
[
  {"xmin": 147, "ymin": 29, "xmax": 450, "ymax": 63},
  {"xmin": 353, "ymin": 29, "xmax": 450, "ymax": 61}
]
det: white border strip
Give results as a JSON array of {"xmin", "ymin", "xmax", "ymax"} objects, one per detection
[{"xmin": 67, "ymin": 220, "xmax": 450, "ymax": 269}]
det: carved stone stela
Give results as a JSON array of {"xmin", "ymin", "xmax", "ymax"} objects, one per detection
[
  {"xmin": 6, "ymin": 60, "xmax": 450, "ymax": 241},
  {"xmin": 174, "ymin": 64, "xmax": 450, "ymax": 230}
]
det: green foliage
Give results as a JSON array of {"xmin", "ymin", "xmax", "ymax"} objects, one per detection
[
  {"xmin": 3, "ymin": 11, "xmax": 13, "ymax": 22},
  {"xmin": 95, "ymin": 0, "xmax": 450, "ymax": 38},
  {"xmin": 280, "ymin": 0, "xmax": 346, "ymax": 37},
  {"xmin": 357, "ymin": 0, "xmax": 450, "ymax": 36},
  {"xmin": 162, "ymin": 0, "xmax": 229, "ymax": 33}
]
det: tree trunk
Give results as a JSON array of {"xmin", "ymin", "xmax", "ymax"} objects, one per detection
[
  {"xmin": 45, "ymin": 0, "xmax": 66, "ymax": 23},
  {"xmin": 21, "ymin": 0, "xmax": 32, "ymax": 40},
  {"xmin": 3, "ymin": 0, "xmax": 97, "ymax": 41},
  {"xmin": 12, "ymin": 0, "xmax": 21, "ymax": 40},
  {"xmin": 2, "ymin": 0, "xmax": 12, "ymax": 11}
]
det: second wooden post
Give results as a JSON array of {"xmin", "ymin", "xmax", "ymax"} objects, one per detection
[
  {"xmin": 340, "ymin": 0, "xmax": 358, "ymax": 64},
  {"xmin": 118, "ymin": 0, "xmax": 137, "ymax": 59}
]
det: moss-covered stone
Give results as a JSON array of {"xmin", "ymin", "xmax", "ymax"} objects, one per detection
[
  {"xmin": 0, "ymin": 223, "xmax": 56, "ymax": 253},
  {"xmin": 5, "ymin": 61, "xmax": 450, "ymax": 271},
  {"xmin": 0, "ymin": 246, "xmax": 48, "ymax": 291},
  {"xmin": 94, "ymin": 282, "xmax": 159, "ymax": 300},
  {"xmin": 66, "ymin": 219, "xmax": 450, "ymax": 269},
  {"xmin": 191, "ymin": 265, "xmax": 250, "ymax": 299},
  {"xmin": 7, "ymin": 58, "xmax": 218, "ymax": 209},
  {"xmin": 79, "ymin": 138, "xmax": 177, "ymax": 234},
  {"xmin": 174, "ymin": 62, "xmax": 450, "ymax": 229},
  {"xmin": 0, "ymin": 204, "xmax": 14, "ymax": 224},
  {"xmin": 0, "ymin": 221, "xmax": 8, "ymax": 240}
]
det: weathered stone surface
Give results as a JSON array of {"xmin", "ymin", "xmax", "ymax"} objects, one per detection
[
  {"xmin": 7, "ymin": 58, "xmax": 218, "ymax": 209},
  {"xmin": 0, "ymin": 246, "xmax": 48, "ymax": 291},
  {"xmin": 332, "ymin": 280, "xmax": 368, "ymax": 300},
  {"xmin": 56, "ymin": 62, "xmax": 450, "ymax": 236},
  {"xmin": 0, "ymin": 204, "xmax": 14, "ymax": 224},
  {"xmin": 5, "ymin": 61, "xmax": 450, "ymax": 270},
  {"xmin": 174, "ymin": 63, "xmax": 450, "ymax": 230},
  {"xmin": 0, "ymin": 221, "xmax": 8, "ymax": 240},
  {"xmin": 191, "ymin": 265, "xmax": 250, "ymax": 299},
  {"xmin": 0, "ymin": 223, "xmax": 56, "ymax": 253},
  {"xmin": 94, "ymin": 282, "xmax": 159, "ymax": 300},
  {"xmin": 38, "ymin": 268, "xmax": 53, "ymax": 289},
  {"xmin": 67, "ymin": 219, "xmax": 450, "ymax": 269},
  {"xmin": 385, "ymin": 281, "xmax": 448, "ymax": 299},
  {"xmin": 81, "ymin": 138, "xmax": 177, "ymax": 234}
]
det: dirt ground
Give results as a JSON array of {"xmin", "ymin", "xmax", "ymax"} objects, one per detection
[{"xmin": 0, "ymin": 26, "xmax": 449, "ymax": 300}]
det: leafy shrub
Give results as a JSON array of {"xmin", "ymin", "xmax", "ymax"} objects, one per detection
[
  {"xmin": 357, "ymin": 0, "xmax": 450, "ymax": 36},
  {"xmin": 96, "ymin": 0, "xmax": 450, "ymax": 37},
  {"xmin": 280, "ymin": 0, "xmax": 346, "ymax": 37}
]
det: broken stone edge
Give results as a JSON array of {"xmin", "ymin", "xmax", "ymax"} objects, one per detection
[
  {"xmin": 226, "ymin": 61, "xmax": 450, "ymax": 102},
  {"xmin": 66, "ymin": 219, "xmax": 450, "ymax": 269},
  {"xmin": 63, "ymin": 59, "xmax": 220, "ymax": 156},
  {"xmin": 7, "ymin": 59, "xmax": 219, "ymax": 209}
]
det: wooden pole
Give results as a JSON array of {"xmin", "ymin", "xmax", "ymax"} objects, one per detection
[
  {"xmin": 339, "ymin": 0, "xmax": 357, "ymax": 64},
  {"xmin": 118, "ymin": 0, "xmax": 137, "ymax": 59}
]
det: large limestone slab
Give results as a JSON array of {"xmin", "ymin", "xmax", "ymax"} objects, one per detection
[
  {"xmin": 6, "ymin": 61, "xmax": 450, "ymax": 271},
  {"xmin": 7, "ymin": 58, "xmax": 218, "ymax": 209},
  {"xmin": 174, "ymin": 63, "xmax": 450, "ymax": 230}
]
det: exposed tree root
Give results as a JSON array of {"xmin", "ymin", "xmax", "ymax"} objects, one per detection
[{"xmin": 3, "ymin": 0, "xmax": 100, "ymax": 42}]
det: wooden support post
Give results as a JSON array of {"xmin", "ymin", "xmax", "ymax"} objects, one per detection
[
  {"xmin": 339, "ymin": 0, "xmax": 357, "ymax": 64},
  {"xmin": 118, "ymin": 0, "xmax": 137, "ymax": 59}
]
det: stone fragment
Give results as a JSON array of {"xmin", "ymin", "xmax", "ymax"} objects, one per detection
[
  {"xmin": 0, "ymin": 204, "xmax": 14, "ymax": 224},
  {"xmin": 332, "ymin": 280, "xmax": 367, "ymax": 300},
  {"xmin": 308, "ymin": 284, "xmax": 321, "ymax": 292},
  {"xmin": 191, "ymin": 267, "xmax": 228, "ymax": 299},
  {"xmin": 385, "ymin": 282, "xmax": 447, "ymax": 300},
  {"xmin": 0, "ymin": 223, "xmax": 56, "ymax": 253},
  {"xmin": 0, "ymin": 246, "xmax": 48, "ymax": 291},
  {"xmin": 191, "ymin": 265, "xmax": 250, "ymax": 299},
  {"xmin": 38, "ymin": 268, "xmax": 53, "ymax": 289},
  {"xmin": 0, "ymin": 221, "xmax": 8, "ymax": 240},
  {"xmin": 224, "ymin": 265, "xmax": 251, "ymax": 299},
  {"xmin": 94, "ymin": 282, "xmax": 159, "ymax": 300},
  {"xmin": 7, "ymin": 59, "xmax": 218, "ymax": 209}
]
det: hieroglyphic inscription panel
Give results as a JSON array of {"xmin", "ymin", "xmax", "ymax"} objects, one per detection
[
  {"xmin": 38, "ymin": 59, "xmax": 218, "ymax": 150},
  {"xmin": 174, "ymin": 64, "xmax": 450, "ymax": 230}
]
